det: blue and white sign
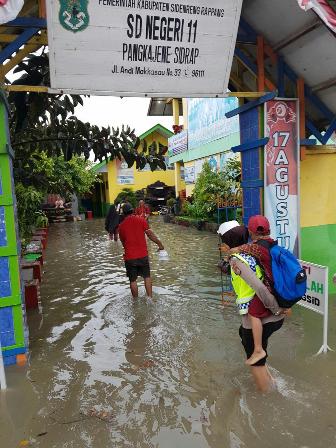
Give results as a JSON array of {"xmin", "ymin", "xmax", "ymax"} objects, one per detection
[
  {"xmin": 117, "ymin": 160, "xmax": 134, "ymax": 185},
  {"xmin": 168, "ymin": 130, "xmax": 188, "ymax": 157},
  {"xmin": 185, "ymin": 164, "xmax": 195, "ymax": 184},
  {"xmin": 207, "ymin": 155, "xmax": 218, "ymax": 171},
  {"xmin": 188, "ymin": 97, "xmax": 240, "ymax": 150},
  {"xmin": 220, "ymin": 151, "xmax": 236, "ymax": 172}
]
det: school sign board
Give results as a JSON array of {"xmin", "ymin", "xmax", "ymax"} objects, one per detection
[
  {"xmin": 298, "ymin": 261, "xmax": 327, "ymax": 315},
  {"xmin": 264, "ymin": 99, "xmax": 300, "ymax": 256},
  {"xmin": 46, "ymin": 0, "xmax": 242, "ymax": 96},
  {"xmin": 298, "ymin": 260, "xmax": 330, "ymax": 354},
  {"xmin": 116, "ymin": 159, "xmax": 134, "ymax": 184}
]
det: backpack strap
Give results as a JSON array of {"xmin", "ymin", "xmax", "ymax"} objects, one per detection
[{"xmin": 254, "ymin": 239, "xmax": 278, "ymax": 297}]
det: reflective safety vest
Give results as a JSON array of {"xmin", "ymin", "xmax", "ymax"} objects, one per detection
[{"xmin": 231, "ymin": 253, "xmax": 263, "ymax": 315}]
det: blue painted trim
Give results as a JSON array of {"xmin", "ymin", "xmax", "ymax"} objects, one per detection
[
  {"xmin": 226, "ymin": 92, "xmax": 277, "ymax": 118},
  {"xmin": 322, "ymin": 116, "xmax": 336, "ymax": 143},
  {"xmin": 304, "ymin": 85, "xmax": 334, "ymax": 121},
  {"xmin": 232, "ymin": 138, "xmax": 269, "ymax": 153},
  {"xmin": 239, "ymin": 17, "xmax": 257, "ymax": 37},
  {"xmin": 306, "ymin": 120, "xmax": 324, "ymax": 143},
  {"xmin": 234, "ymin": 47, "xmax": 257, "ymax": 75},
  {"xmin": 0, "ymin": 28, "xmax": 39, "ymax": 64},
  {"xmin": 300, "ymin": 138, "xmax": 317, "ymax": 146},
  {"xmin": 7, "ymin": 17, "xmax": 47, "ymax": 28},
  {"xmin": 237, "ymin": 33, "xmax": 256, "ymax": 44},
  {"xmin": 305, "ymin": 119, "xmax": 336, "ymax": 145},
  {"xmin": 239, "ymin": 18, "xmax": 334, "ymax": 132},
  {"xmin": 4, "ymin": 355, "xmax": 16, "ymax": 366},
  {"xmin": 283, "ymin": 49, "xmax": 334, "ymax": 129},
  {"xmin": 277, "ymin": 56, "xmax": 285, "ymax": 97},
  {"xmin": 283, "ymin": 63, "xmax": 297, "ymax": 83},
  {"xmin": 218, "ymin": 206, "xmax": 241, "ymax": 210},
  {"xmin": 2, "ymin": 346, "xmax": 26, "ymax": 357},
  {"xmin": 241, "ymin": 179, "xmax": 264, "ymax": 188}
]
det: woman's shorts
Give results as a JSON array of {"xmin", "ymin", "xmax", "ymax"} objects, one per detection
[{"xmin": 239, "ymin": 319, "xmax": 284, "ymax": 366}]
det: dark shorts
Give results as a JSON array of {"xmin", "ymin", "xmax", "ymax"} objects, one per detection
[
  {"xmin": 239, "ymin": 319, "xmax": 284, "ymax": 366},
  {"xmin": 125, "ymin": 256, "xmax": 150, "ymax": 282}
]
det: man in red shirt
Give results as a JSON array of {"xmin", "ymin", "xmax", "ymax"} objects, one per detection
[
  {"xmin": 118, "ymin": 203, "xmax": 164, "ymax": 298},
  {"xmin": 134, "ymin": 200, "xmax": 150, "ymax": 221}
]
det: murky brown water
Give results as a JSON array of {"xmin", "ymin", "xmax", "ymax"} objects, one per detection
[{"xmin": 1, "ymin": 218, "xmax": 336, "ymax": 447}]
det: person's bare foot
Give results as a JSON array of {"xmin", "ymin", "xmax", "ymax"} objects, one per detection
[{"xmin": 245, "ymin": 349, "xmax": 266, "ymax": 366}]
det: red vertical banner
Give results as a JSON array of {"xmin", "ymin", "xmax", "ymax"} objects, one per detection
[{"xmin": 264, "ymin": 99, "xmax": 300, "ymax": 255}]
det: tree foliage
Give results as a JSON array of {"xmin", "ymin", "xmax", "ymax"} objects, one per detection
[
  {"xmin": 8, "ymin": 53, "xmax": 167, "ymax": 170},
  {"xmin": 15, "ymin": 183, "xmax": 44, "ymax": 239},
  {"xmin": 184, "ymin": 160, "xmax": 241, "ymax": 220},
  {"xmin": 14, "ymin": 151, "xmax": 98, "ymax": 237},
  {"xmin": 8, "ymin": 51, "xmax": 169, "ymax": 237},
  {"xmin": 114, "ymin": 187, "xmax": 138, "ymax": 208},
  {"xmin": 221, "ymin": 157, "xmax": 241, "ymax": 183}
]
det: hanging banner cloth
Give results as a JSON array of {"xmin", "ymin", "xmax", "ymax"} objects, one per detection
[
  {"xmin": 0, "ymin": 0, "xmax": 24, "ymax": 25},
  {"xmin": 297, "ymin": 0, "xmax": 336, "ymax": 33},
  {"xmin": 264, "ymin": 99, "xmax": 300, "ymax": 256}
]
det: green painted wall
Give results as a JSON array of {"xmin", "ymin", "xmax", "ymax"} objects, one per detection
[
  {"xmin": 170, "ymin": 132, "xmax": 240, "ymax": 164},
  {"xmin": 0, "ymin": 95, "xmax": 27, "ymax": 365},
  {"xmin": 301, "ymin": 224, "xmax": 336, "ymax": 294}
]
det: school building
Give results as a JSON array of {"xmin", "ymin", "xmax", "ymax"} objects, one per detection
[
  {"xmin": 91, "ymin": 124, "xmax": 175, "ymax": 216},
  {"xmin": 168, "ymin": 97, "xmax": 241, "ymax": 199}
]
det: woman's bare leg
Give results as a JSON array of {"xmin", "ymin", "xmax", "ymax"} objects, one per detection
[{"xmin": 250, "ymin": 366, "xmax": 272, "ymax": 392}]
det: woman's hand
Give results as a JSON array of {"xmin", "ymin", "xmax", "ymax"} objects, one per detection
[
  {"xmin": 219, "ymin": 243, "xmax": 230, "ymax": 253},
  {"xmin": 230, "ymin": 259, "xmax": 241, "ymax": 275}
]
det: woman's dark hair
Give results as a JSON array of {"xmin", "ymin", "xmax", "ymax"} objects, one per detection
[
  {"xmin": 221, "ymin": 226, "xmax": 249, "ymax": 248},
  {"xmin": 105, "ymin": 205, "xmax": 119, "ymax": 232}
]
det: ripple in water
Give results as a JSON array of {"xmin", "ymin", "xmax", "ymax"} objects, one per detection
[{"xmin": 1, "ymin": 218, "xmax": 336, "ymax": 448}]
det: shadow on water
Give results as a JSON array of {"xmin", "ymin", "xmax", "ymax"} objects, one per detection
[{"xmin": 1, "ymin": 217, "xmax": 336, "ymax": 447}]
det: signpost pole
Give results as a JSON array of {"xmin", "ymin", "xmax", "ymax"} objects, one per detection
[
  {"xmin": 316, "ymin": 267, "xmax": 332, "ymax": 355},
  {"xmin": 0, "ymin": 337, "xmax": 7, "ymax": 390}
]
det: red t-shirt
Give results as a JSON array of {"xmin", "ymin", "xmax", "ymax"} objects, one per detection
[
  {"xmin": 134, "ymin": 205, "xmax": 150, "ymax": 219},
  {"xmin": 118, "ymin": 215, "xmax": 149, "ymax": 260}
]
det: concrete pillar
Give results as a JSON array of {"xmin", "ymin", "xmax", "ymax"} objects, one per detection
[
  {"xmin": 174, "ymin": 162, "xmax": 182, "ymax": 196},
  {"xmin": 172, "ymin": 99, "xmax": 179, "ymax": 126}
]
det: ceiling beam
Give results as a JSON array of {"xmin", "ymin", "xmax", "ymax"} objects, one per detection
[
  {"xmin": 3, "ymin": 42, "xmax": 41, "ymax": 74},
  {"xmin": 21, "ymin": 0, "xmax": 38, "ymax": 17},
  {"xmin": 312, "ymin": 78, "xmax": 336, "ymax": 93},
  {"xmin": 4, "ymin": 85, "xmax": 48, "ymax": 93},
  {"xmin": 273, "ymin": 20, "xmax": 321, "ymax": 51},
  {"xmin": 0, "ymin": 33, "xmax": 47, "ymax": 45}
]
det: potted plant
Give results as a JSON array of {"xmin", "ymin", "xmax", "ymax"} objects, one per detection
[
  {"xmin": 166, "ymin": 198, "xmax": 175, "ymax": 213},
  {"xmin": 79, "ymin": 206, "xmax": 86, "ymax": 221},
  {"xmin": 35, "ymin": 211, "xmax": 49, "ymax": 228}
]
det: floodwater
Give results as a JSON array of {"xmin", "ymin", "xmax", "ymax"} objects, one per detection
[{"xmin": 1, "ymin": 218, "xmax": 336, "ymax": 448}]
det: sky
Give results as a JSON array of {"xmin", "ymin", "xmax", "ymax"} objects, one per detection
[{"xmin": 74, "ymin": 96, "xmax": 174, "ymax": 136}]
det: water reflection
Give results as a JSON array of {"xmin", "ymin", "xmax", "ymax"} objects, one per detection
[{"xmin": 1, "ymin": 218, "xmax": 336, "ymax": 447}]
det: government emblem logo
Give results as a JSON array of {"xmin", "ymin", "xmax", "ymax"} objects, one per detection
[{"xmin": 59, "ymin": 0, "xmax": 89, "ymax": 33}]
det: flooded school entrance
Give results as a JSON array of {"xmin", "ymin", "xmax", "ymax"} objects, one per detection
[{"xmin": 1, "ymin": 218, "xmax": 336, "ymax": 447}]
